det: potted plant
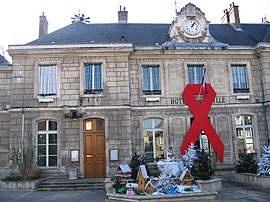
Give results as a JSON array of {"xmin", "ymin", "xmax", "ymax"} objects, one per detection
[
  {"xmin": 191, "ymin": 150, "xmax": 222, "ymax": 192},
  {"xmin": 234, "ymin": 144, "xmax": 270, "ymax": 188}
]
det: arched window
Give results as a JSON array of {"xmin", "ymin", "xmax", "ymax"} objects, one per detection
[
  {"xmin": 235, "ymin": 115, "xmax": 255, "ymax": 154},
  {"xmin": 143, "ymin": 118, "xmax": 164, "ymax": 162},
  {"xmin": 36, "ymin": 120, "xmax": 57, "ymax": 167},
  {"xmin": 190, "ymin": 117, "xmax": 211, "ymax": 155}
]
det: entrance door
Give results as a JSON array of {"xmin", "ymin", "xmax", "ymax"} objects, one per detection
[{"xmin": 84, "ymin": 118, "xmax": 105, "ymax": 178}]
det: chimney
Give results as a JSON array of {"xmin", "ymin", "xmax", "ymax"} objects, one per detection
[
  {"xmin": 221, "ymin": 2, "xmax": 241, "ymax": 29},
  {"xmin": 39, "ymin": 12, "xmax": 48, "ymax": 38},
  {"xmin": 118, "ymin": 6, "xmax": 128, "ymax": 23}
]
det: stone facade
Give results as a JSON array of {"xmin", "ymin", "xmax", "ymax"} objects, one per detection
[{"xmin": 1, "ymin": 3, "xmax": 270, "ymax": 179}]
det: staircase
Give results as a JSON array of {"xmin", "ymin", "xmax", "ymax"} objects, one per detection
[{"xmin": 35, "ymin": 177, "xmax": 105, "ymax": 191}]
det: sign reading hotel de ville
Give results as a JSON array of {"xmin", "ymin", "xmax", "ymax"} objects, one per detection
[{"xmin": 181, "ymin": 83, "xmax": 224, "ymax": 163}]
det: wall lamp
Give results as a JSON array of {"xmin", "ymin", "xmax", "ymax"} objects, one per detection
[{"xmin": 63, "ymin": 107, "xmax": 85, "ymax": 119}]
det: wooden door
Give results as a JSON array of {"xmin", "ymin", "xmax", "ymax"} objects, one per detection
[{"xmin": 84, "ymin": 118, "xmax": 105, "ymax": 178}]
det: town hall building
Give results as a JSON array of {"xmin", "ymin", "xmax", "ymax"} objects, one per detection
[{"xmin": 0, "ymin": 2, "xmax": 270, "ymax": 179}]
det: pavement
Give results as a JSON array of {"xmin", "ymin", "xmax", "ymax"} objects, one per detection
[{"xmin": 0, "ymin": 176, "xmax": 270, "ymax": 202}]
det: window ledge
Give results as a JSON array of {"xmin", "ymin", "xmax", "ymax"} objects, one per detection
[
  {"xmin": 80, "ymin": 93, "xmax": 103, "ymax": 98},
  {"xmin": 38, "ymin": 98, "xmax": 54, "ymax": 103},
  {"xmin": 146, "ymin": 97, "xmax": 160, "ymax": 102},
  {"xmin": 236, "ymin": 95, "xmax": 250, "ymax": 100}
]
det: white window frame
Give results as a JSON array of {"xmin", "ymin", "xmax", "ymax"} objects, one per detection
[
  {"xmin": 36, "ymin": 120, "xmax": 58, "ymax": 168},
  {"xmin": 143, "ymin": 118, "xmax": 164, "ymax": 162},
  {"xmin": 228, "ymin": 61, "xmax": 252, "ymax": 95},
  {"xmin": 38, "ymin": 65, "xmax": 57, "ymax": 96},
  {"xmin": 231, "ymin": 65, "xmax": 249, "ymax": 93},
  {"xmin": 84, "ymin": 63, "xmax": 103, "ymax": 94},
  {"xmin": 235, "ymin": 115, "xmax": 255, "ymax": 154},
  {"xmin": 142, "ymin": 65, "xmax": 161, "ymax": 95},
  {"xmin": 34, "ymin": 61, "xmax": 61, "ymax": 98},
  {"xmin": 187, "ymin": 65, "xmax": 205, "ymax": 84}
]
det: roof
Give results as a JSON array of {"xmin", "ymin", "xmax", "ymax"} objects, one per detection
[
  {"xmin": 179, "ymin": 169, "xmax": 194, "ymax": 181},
  {"xmin": 136, "ymin": 165, "xmax": 149, "ymax": 180},
  {"xmin": 28, "ymin": 22, "xmax": 170, "ymax": 46},
  {"xmin": 27, "ymin": 22, "xmax": 270, "ymax": 47},
  {"xmin": 0, "ymin": 54, "xmax": 11, "ymax": 67},
  {"xmin": 117, "ymin": 164, "xmax": 132, "ymax": 173}
]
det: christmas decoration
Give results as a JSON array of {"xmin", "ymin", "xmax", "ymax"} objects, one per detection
[
  {"xmin": 182, "ymin": 142, "xmax": 197, "ymax": 170},
  {"xmin": 257, "ymin": 144, "xmax": 270, "ymax": 175},
  {"xmin": 157, "ymin": 160, "xmax": 183, "ymax": 178},
  {"xmin": 115, "ymin": 164, "xmax": 132, "ymax": 184},
  {"xmin": 235, "ymin": 151, "xmax": 257, "ymax": 174},
  {"xmin": 166, "ymin": 146, "xmax": 175, "ymax": 160},
  {"xmin": 191, "ymin": 150, "xmax": 214, "ymax": 180},
  {"xmin": 129, "ymin": 152, "xmax": 148, "ymax": 180},
  {"xmin": 179, "ymin": 169, "xmax": 194, "ymax": 186},
  {"xmin": 137, "ymin": 165, "xmax": 150, "ymax": 193},
  {"xmin": 155, "ymin": 166, "xmax": 178, "ymax": 194}
]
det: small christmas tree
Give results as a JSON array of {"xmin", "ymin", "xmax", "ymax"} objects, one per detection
[
  {"xmin": 191, "ymin": 150, "xmax": 214, "ymax": 180},
  {"xmin": 155, "ymin": 166, "xmax": 177, "ymax": 194},
  {"xmin": 129, "ymin": 152, "xmax": 148, "ymax": 180},
  {"xmin": 257, "ymin": 144, "xmax": 270, "ymax": 175},
  {"xmin": 235, "ymin": 151, "xmax": 257, "ymax": 173},
  {"xmin": 182, "ymin": 142, "xmax": 197, "ymax": 170}
]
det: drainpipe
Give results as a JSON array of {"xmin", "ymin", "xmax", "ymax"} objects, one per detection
[
  {"xmin": 21, "ymin": 110, "xmax": 24, "ymax": 160},
  {"xmin": 257, "ymin": 55, "xmax": 269, "ymax": 142}
]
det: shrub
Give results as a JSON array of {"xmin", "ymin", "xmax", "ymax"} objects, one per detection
[
  {"xmin": 129, "ymin": 152, "xmax": 148, "ymax": 181},
  {"xmin": 235, "ymin": 152, "xmax": 258, "ymax": 173},
  {"xmin": 15, "ymin": 144, "xmax": 36, "ymax": 181},
  {"xmin": 191, "ymin": 152, "xmax": 214, "ymax": 180}
]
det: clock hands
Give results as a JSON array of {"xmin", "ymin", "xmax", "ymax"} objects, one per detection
[{"xmin": 191, "ymin": 22, "xmax": 196, "ymax": 27}]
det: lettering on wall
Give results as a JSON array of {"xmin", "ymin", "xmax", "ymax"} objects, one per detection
[{"xmin": 170, "ymin": 96, "xmax": 226, "ymax": 105}]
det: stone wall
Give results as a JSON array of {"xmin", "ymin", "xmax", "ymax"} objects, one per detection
[{"xmin": 2, "ymin": 45, "xmax": 270, "ymax": 178}]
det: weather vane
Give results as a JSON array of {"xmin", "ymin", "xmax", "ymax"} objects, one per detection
[{"xmin": 71, "ymin": 10, "xmax": 90, "ymax": 23}]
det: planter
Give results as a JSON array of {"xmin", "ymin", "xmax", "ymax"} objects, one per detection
[
  {"xmin": 234, "ymin": 172, "xmax": 270, "ymax": 188},
  {"xmin": 196, "ymin": 178, "xmax": 222, "ymax": 192},
  {"xmin": 0, "ymin": 180, "xmax": 39, "ymax": 191},
  {"xmin": 107, "ymin": 192, "xmax": 217, "ymax": 202}
]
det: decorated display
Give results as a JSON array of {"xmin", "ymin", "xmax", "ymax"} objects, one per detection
[{"xmin": 113, "ymin": 143, "xmax": 206, "ymax": 196}]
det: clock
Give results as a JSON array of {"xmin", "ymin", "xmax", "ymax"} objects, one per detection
[{"xmin": 184, "ymin": 19, "xmax": 201, "ymax": 35}]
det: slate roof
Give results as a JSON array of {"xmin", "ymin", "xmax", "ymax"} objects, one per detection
[
  {"xmin": 0, "ymin": 54, "xmax": 11, "ymax": 67},
  {"xmin": 27, "ymin": 21, "xmax": 270, "ymax": 47}
]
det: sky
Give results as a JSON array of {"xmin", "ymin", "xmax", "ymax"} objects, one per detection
[{"xmin": 0, "ymin": 0, "xmax": 269, "ymax": 62}]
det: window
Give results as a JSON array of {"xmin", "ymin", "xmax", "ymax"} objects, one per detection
[
  {"xmin": 38, "ymin": 65, "xmax": 57, "ymax": 96},
  {"xmin": 191, "ymin": 117, "xmax": 211, "ymax": 155},
  {"xmin": 232, "ymin": 65, "xmax": 249, "ymax": 93},
  {"xmin": 235, "ymin": 115, "xmax": 255, "ymax": 154},
  {"xmin": 84, "ymin": 64, "xmax": 103, "ymax": 94},
  {"xmin": 143, "ymin": 118, "xmax": 164, "ymax": 162},
  {"xmin": 188, "ymin": 65, "xmax": 204, "ymax": 84},
  {"xmin": 37, "ymin": 120, "xmax": 57, "ymax": 167},
  {"xmin": 142, "ymin": 65, "xmax": 161, "ymax": 95}
]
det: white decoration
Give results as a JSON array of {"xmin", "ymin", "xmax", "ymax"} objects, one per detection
[
  {"xmin": 182, "ymin": 142, "xmax": 197, "ymax": 170},
  {"xmin": 257, "ymin": 144, "xmax": 270, "ymax": 175}
]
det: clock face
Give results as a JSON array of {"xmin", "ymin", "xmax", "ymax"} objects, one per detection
[{"xmin": 184, "ymin": 19, "xmax": 201, "ymax": 35}]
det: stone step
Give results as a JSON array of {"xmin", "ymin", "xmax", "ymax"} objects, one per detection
[{"xmin": 35, "ymin": 178, "xmax": 105, "ymax": 191}]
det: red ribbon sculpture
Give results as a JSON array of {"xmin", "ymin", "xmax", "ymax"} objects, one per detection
[{"xmin": 181, "ymin": 83, "xmax": 224, "ymax": 163}]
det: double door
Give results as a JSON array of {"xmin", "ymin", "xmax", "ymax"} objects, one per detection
[{"xmin": 84, "ymin": 118, "xmax": 105, "ymax": 178}]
